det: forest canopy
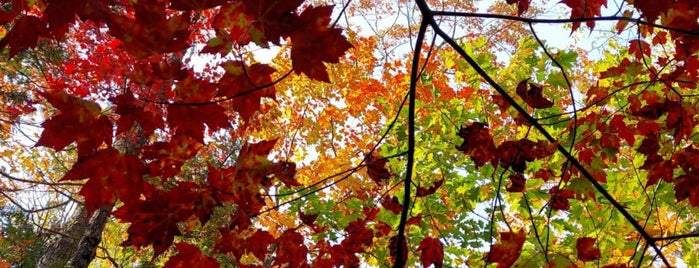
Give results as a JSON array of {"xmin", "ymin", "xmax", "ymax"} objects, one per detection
[{"xmin": 1, "ymin": 0, "xmax": 699, "ymax": 267}]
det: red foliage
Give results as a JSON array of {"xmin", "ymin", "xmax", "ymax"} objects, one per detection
[
  {"xmin": 381, "ymin": 195, "xmax": 403, "ymax": 214},
  {"xmin": 417, "ymin": 237, "xmax": 444, "ymax": 268},
  {"xmin": 485, "ymin": 229, "xmax": 526, "ymax": 268},
  {"xmin": 456, "ymin": 122, "xmax": 497, "ymax": 167},
  {"xmin": 37, "ymin": 91, "xmax": 113, "ymax": 157},
  {"xmin": 416, "ymin": 179, "xmax": 445, "ymax": 197},
  {"xmin": 275, "ymin": 230, "xmax": 309, "ymax": 266},
  {"xmin": 0, "ymin": 15, "xmax": 49, "ymax": 58},
  {"xmin": 506, "ymin": 173, "xmax": 526, "ymax": 192},
  {"xmin": 61, "ymin": 148, "xmax": 152, "ymax": 215},
  {"xmin": 290, "ymin": 5, "xmax": 354, "ymax": 82},
  {"xmin": 164, "ymin": 243, "xmax": 220, "ymax": 268},
  {"xmin": 366, "ymin": 153, "xmax": 391, "ymax": 185},
  {"xmin": 516, "ymin": 79, "xmax": 554, "ymax": 109},
  {"xmin": 560, "ymin": 0, "xmax": 607, "ymax": 32},
  {"xmin": 576, "ymin": 237, "xmax": 601, "ymax": 261}
]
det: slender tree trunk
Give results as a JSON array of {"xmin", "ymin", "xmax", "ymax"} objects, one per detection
[
  {"xmin": 36, "ymin": 206, "xmax": 88, "ymax": 268},
  {"xmin": 69, "ymin": 205, "xmax": 112, "ymax": 268}
]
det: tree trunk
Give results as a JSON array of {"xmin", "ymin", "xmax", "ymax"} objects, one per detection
[
  {"xmin": 69, "ymin": 205, "xmax": 112, "ymax": 268},
  {"xmin": 36, "ymin": 206, "xmax": 88, "ymax": 268}
]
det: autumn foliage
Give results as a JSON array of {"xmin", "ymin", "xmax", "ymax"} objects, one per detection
[{"xmin": 1, "ymin": 0, "xmax": 699, "ymax": 267}]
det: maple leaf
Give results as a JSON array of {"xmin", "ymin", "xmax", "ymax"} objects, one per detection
[
  {"xmin": 210, "ymin": 1, "xmax": 258, "ymax": 47},
  {"xmin": 107, "ymin": 0, "xmax": 190, "ymax": 58},
  {"xmin": 290, "ymin": 5, "xmax": 353, "ymax": 82},
  {"xmin": 168, "ymin": 0, "xmax": 230, "ymax": 10},
  {"xmin": 636, "ymin": 134, "xmax": 660, "ymax": 156},
  {"xmin": 167, "ymin": 103, "xmax": 230, "ymax": 143},
  {"xmin": 366, "ymin": 153, "xmax": 391, "ymax": 185},
  {"xmin": 42, "ymin": 0, "xmax": 109, "ymax": 38},
  {"xmin": 36, "ymin": 91, "xmax": 113, "ymax": 157},
  {"xmin": 217, "ymin": 61, "xmax": 276, "ymax": 121},
  {"xmin": 141, "ymin": 134, "xmax": 203, "ymax": 179},
  {"xmin": 629, "ymin": 39, "xmax": 651, "ymax": 59},
  {"xmin": 674, "ymin": 171, "xmax": 699, "ymax": 207},
  {"xmin": 271, "ymin": 162, "xmax": 300, "ymax": 186},
  {"xmin": 576, "ymin": 237, "xmax": 601, "ymax": 261},
  {"xmin": 110, "ymin": 92, "xmax": 164, "ymax": 135},
  {"xmin": 485, "ymin": 229, "xmax": 526, "ymax": 268},
  {"xmin": 60, "ymin": 148, "xmax": 151, "ymax": 214},
  {"xmin": 550, "ymin": 187, "xmax": 576, "ymax": 211},
  {"xmin": 417, "ymin": 237, "xmax": 444, "ymax": 268},
  {"xmin": 497, "ymin": 139, "xmax": 555, "ymax": 172},
  {"xmin": 516, "ymin": 79, "xmax": 554, "ymax": 109},
  {"xmin": 299, "ymin": 210, "xmax": 319, "ymax": 226},
  {"xmin": 0, "ymin": 15, "xmax": 49, "ymax": 58},
  {"xmin": 246, "ymin": 230, "xmax": 276, "ymax": 260},
  {"xmin": 456, "ymin": 122, "xmax": 497, "ymax": 167},
  {"xmin": 506, "ymin": 173, "xmax": 526, "ymax": 192},
  {"xmin": 164, "ymin": 243, "xmax": 220, "ymax": 268},
  {"xmin": 560, "ymin": 0, "xmax": 607, "ymax": 32},
  {"xmin": 416, "ymin": 179, "xmax": 445, "ymax": 197},
  {"xmin": 114, "ymin": 183, "xmax": 216, "ymax": 256},
  {"xmin": 506, "ymin": 0, "xmax": 530, "ymax": 16},
  {"xmin": 381, "ymin": 195, "xmax": 403, "ymax": 214},
  {"xmin": 274, "ymin": 230, "xmax": 308, "ymax": 266},
  {"xmin": 342, "ymin": 220, "xmax": 374, "ymax": 254}
]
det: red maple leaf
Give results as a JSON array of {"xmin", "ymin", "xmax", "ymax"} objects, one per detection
[
  {"xmin": 290, "ymin": 5, "xmax": 353, "ymax": 82},
  {"xmin": 164, "ymin": 243, "xmax": 220, "ymax": 268},
  {"xmin": 62, "ymin": 148, "xmax": 152, "ymax": 214},
  {"xmin": 209, "ymin": 1, "xmax": 259, "ymax": 48},
  {"xmin": 485, "ymin": 229, "xmax": 526, "ymax": 268},
  {"xmin": 416, "ymin": 179, "xmax": 445, "ymax": 197},
  {"xmin": 115, "ymin": 183, "xmax": 217, "ymax": 256},
  {"xmin": 110, "ymin": 92, "xmax": 164, "ymax": 135},
  {"xmin": 299, "ymin": 210, "xmax": 319, "ymax": 226},
  {"xmin": 0, "ymin": 15, "xmax": 49, "ymax": 58},
  {"xmin": 674, "ymin": 171, "xmax": 699, "ymax": 207},
  {"xmin": 217, "ymin": 61, "xmax": 276, "ymax": 121},
  {"xmin": 417, "ymin": 237, "xmax": 444, "ymax": 268},
  {"xmin": 342, "ymin": 220, "xmax": 375, "ymax": 254},
  {"xmin": 141, "ymin": 134, "xmax": 203, "ymax": 179},
  {"xmin": 168, "ymin": 0, "xmax": 230, "ymax": 10},
  {"xmin": 246, "ymin": 230, "xmax": 276, "ymax": 261},
  {"xmin": 42, "ymin": 0, "xmax": 109, "ymax": 38},
  {"xmin": 560, "ymin": 0, "xmax": 607, "ymax": 32},
  {"xmin": 274, "ymin": 230, "xmax": 308, "ymax": 266},
  {"xmin": 36, "ymin": 91, "xmax": 113, "ymax": 157},
  {"xmin": 456, "ymin": 122, "xmax": 497, "ymax": 167},
  {"xmin": 576, "ymin": 237, "xmax": 601, "ymax": 261},
  {"xmin": 366, "ymin": 153, "xmax": 391, "ymax": 185},
  {"xmin": 107, "ymin": 0, "xmax": 190, "ymax": 58},
  {"xmin": 163, "ymin": 73, "xmax": 231, "ymax": 142},
  {"xmin": 516, "ymin": 79, "xmax": 554, "ymax": 109},
  {"xmin": 550, "ymin": 187, "xmax": 576, "ymax": 211},
  {"xmin": 506, "ymin": 173, "xmax": 526, "ymax": 192},
  {"xmin": 497, "ymin": 139, "xmax": 555, "ymax": 172},
  {"xmin": 506, "ymin": 0, "xmax": 530, "ymax": 16},
  {"xmin": 381, "ymin": 195, "xmax": 403, "ymax": 214}
]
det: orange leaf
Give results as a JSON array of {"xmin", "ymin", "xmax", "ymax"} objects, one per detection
[{"xmin": 485, "ymin": 229, "xmax": 526, "ymax": 268}]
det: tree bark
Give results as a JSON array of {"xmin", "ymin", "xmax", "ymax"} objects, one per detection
[
  {"xmin": 69, "ymin": 205, "xmax": 112, "ymax": 268},
  {"xmin": 37, "ymin": 206, "xmax": 88, "ymax": 268}
]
